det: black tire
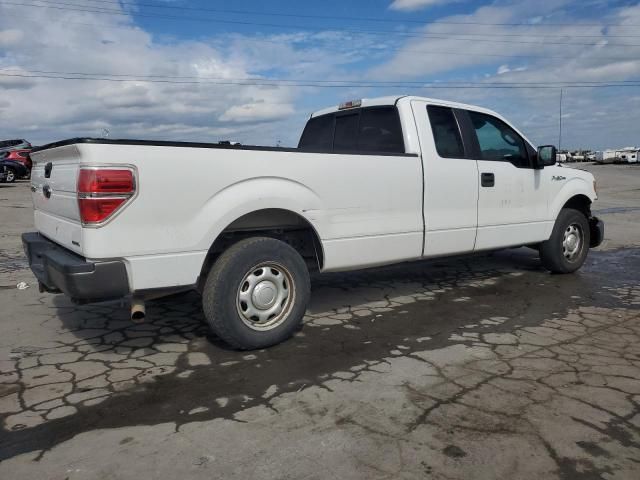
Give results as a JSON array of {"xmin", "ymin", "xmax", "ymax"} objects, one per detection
[
  {"xmin": 202, "ymin": 237, "xmax": 310, "ymax": 350},
  {"xmin": 4, "ymin": 167, "xmax": 16, "ymax": 183},
  {"xmin": 539, "ymin": 208, "xmax": 590, "ymax": 273}
]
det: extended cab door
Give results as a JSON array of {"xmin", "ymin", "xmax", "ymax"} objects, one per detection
[
  {"xmin": 411, "ymin": 101, "xmax": 479, "ymax": 256},
  {"xmin": 462, "ymin": 110, "xmax": 550, "ymax": 250}
]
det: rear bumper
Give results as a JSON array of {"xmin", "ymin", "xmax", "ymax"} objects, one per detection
[
  {"xmin": 589, "ymin": 217, "xmax": 604, "ymax": 248},
  {"xmin": 22, "ymin": 232, "xmax": 130, "ymax": 303}
]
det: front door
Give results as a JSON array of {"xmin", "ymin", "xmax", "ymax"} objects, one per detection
[{"xmin": 464, "ymin": 110, "xmax": 549, "ymax": 250}]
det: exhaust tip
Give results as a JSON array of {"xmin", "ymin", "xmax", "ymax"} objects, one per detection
[{"xmin": 130, "ymin": 297, "xmax": 146, "ymax": 323}]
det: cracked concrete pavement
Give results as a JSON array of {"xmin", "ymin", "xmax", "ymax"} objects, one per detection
[{"xmin": 1, "ymin": 164, "xmax": 639, "ymax": 479}]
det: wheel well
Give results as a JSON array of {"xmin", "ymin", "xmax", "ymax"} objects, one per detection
[
  {"xmin": 562, "ymin": 195, "xmax": 592, "ymax": 218},
  {"xmin": 198, "ymin": 209, "xmax": 324, "ymax": 289}
]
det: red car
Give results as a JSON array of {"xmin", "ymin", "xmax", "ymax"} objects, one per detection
[{"xmin": 2, "ymin": 149, "xmax": 32, "ymax": 177}]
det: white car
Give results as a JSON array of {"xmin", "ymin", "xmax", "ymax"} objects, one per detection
[{"xmin": 23, "ymin": 96, "xmax": 604, "ymax": 349}]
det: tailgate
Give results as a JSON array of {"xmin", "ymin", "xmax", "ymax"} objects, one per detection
[{"xmin": 30, "ymin": 145, "xmax": 83, "ymax": 254}]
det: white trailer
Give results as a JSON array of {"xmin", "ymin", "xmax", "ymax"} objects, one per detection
[
  {"xmin": 595, "ymin": 150, "xmax": 617, "ymax": 164},
  {"xmin": 616, "ymin": 148, "xmax": 639, "ymax": 163}
]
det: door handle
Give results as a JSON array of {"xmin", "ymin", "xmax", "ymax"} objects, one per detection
[{"xmin": 481, "ymin": 172, "xmax": 495, "ymax": 187}]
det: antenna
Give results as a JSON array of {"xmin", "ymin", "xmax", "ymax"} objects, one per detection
[{"xmin": 558, "ymin": 88, "xmax": 563, "ymax": 151}]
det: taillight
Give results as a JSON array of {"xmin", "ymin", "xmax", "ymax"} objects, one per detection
[{"xmin": 77, "ymin": 167, "xmax": 136, "ymax": 225}]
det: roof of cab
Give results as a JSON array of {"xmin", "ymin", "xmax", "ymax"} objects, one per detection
[{"xmin": 310, "ymin": 95, "xmax": 501, "ymax": 119}]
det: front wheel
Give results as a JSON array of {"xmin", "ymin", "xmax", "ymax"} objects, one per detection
[
  {"xmin": 4, "ymin": 167, "xmax": 16, "ymax": 183},
  {"xmin": 539, "ymin": 208, "xmax": 590, "ymax": 273},
  {"xmin": 202, "ymin": 237, "xmax": 311, "ymax": 350}
]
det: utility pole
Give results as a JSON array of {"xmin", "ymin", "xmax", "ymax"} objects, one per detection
[{"xmin": 558, "ymin": 88, "xmax": 563, "ymax": 151}]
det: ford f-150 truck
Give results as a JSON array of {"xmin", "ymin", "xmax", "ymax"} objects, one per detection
[{"xmin": 23, "ymin": 95, "xmax": 604, "ymax": 349}]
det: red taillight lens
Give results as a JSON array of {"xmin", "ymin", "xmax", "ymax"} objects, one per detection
[
  {"xmin": 78, "ymin": 169, "xmax": 134, "ymax": 194},
  {"xmin": 77, "ymin": 167, "xmax": 136, "ymax": 225},
  {"xmin": 78, "ymin": 198, "xmax": 127, "ymax": 223}
]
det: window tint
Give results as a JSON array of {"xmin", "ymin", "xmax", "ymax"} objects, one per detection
[
  {"xmin": 357, "ymin": 107, "xmax": 404, "ymax": 153},
  {"xmin": 427, "ymin": 106, "xmax": 465, "ymax": 158},
  {"xmin": 467, "ymin": 111, "xmax": 529, "ymax": 167},
  {"xmin": 298, "ymin": 107, "xmax": 405, "ymax": 154},
  {"xmin": 333, "ymin": 113, "xmax": 360, "ymax": 151},
  {"xmin": 298, "ymin": 114, "xmax": 334, "ymax": 151}
]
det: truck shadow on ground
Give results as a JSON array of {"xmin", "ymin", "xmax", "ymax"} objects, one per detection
[{"xmin": 1, "ymin": 247, "xmax": 638, "ymax": 464}]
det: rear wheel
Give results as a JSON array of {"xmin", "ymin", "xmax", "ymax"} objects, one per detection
[
  {"xmin": 539, "ymin": 208, "xmax": 590, "ymax": 273},
  {"xmin": 202, "ymin": 237, "xmax": 310, "ymax": 350}
]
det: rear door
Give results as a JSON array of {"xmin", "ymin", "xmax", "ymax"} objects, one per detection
[
  {"xmin": 463, "ymin": 110, "xmax": 549, "ymax": 250},
  {"xmin": 412, "ymin": 101, "xmax": 479, "ymax": 257},
  {"xmin": 30, "ymin": 145, "xmax": 83, "ymax": 254}
]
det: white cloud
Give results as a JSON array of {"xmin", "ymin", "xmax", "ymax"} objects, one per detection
[
  {"xmin": 220, "ymin": 102, "xmax": 295, "ymax": 123},
  {"xmin": 496, "ymin": 65, "xmax": 527, "ymax": 75},
  {"xmin": 369, "ymin": 0, "xmax": 640, "ymax": 149},
  {"xmin": 0, "ymin": 4, "xmax": 366, "ymax": 146},
  {"xmin": 389, "ymin": 0, "xmax": 461, "ymax": 11},
  {"xmin": 0, "ymin": 28, "xmax": 23, "ymax": 47}
]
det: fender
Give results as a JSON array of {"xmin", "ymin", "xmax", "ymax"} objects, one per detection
[
  {"xmin": 195, "ymin": 176, "xmax": 325, "ymax": 252},
  {"xmin": 549, "ymin": 177, "xmax": 597, "ymax": 222}
]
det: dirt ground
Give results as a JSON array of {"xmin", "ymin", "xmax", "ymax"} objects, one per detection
[{"xmin": 1, "ymin": 163, "xmax": 639, "ymax": 479}]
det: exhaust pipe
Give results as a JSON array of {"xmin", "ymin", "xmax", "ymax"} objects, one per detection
[{"xmin": 131, "ymin": 297, "xmax": 146, "ymax": 323}]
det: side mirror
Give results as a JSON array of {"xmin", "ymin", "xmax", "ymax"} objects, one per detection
[{"xmin": 535, "ymin": 145, "xmax": 557, "ymax": 169}]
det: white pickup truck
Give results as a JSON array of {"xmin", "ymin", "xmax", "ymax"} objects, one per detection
[{"xmin": 23, "ymin": 95, "xmax": 603, "ymax": 349}]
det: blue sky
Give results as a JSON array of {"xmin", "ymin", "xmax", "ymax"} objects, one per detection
[{"xmin": 1, "ymin": 0, "xmax": 640, "ymax": 149}]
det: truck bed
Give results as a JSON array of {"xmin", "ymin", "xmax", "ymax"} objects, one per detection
[{"xmin": 29, "ymin": 138, "xmax": 424, "ymax": 291}]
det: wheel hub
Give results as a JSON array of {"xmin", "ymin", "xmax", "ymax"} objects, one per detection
[
  {"xmin": 562, "ymin": 224, "xmax": 583, "ymax": 261},
  {"xmin": 236, "ymin": 263, "xmax": 294, "ymax": 331},
  {"xmin": 252, "ymin": 281, "xmax": 277, "ymax": 309}
]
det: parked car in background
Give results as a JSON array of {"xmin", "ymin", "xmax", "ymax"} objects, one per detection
[
  {"xmin": 0, "ymin": 139, "xmax": 31, "ymax": 153},
  {"xmin": 0, "ymin": 159, "xmax": 29, "ymax": 183},
  {"xmin": 0, "ymin": 149, "xmax": 32, "ymax": 177}
]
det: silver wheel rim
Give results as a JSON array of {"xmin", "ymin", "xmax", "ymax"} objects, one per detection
[
  {"xmin": 236, "ymin": 262, "xmax": 295, "ymax": 331},
  {"xmin": 562, "ymin": 223, "xmax": 583, "ymax": 262},
  {"xmin": 6, "ymin": 170, "xmax": 14, "ymax": 182}
]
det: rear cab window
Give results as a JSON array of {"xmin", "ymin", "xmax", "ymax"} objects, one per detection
[
  {"xmin": 333, "ymin": 113, "xmax": 360, "ymax": 152},
  {"xmin": 298, "ymin": 115, "xmax": 334, "ymax": 151},
  {"xmin": 298, "ymin": 106, "xmax": 405, "ymax": 154}
]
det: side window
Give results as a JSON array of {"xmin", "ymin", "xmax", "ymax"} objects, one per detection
[
  {"xmin": 427, "ymin": 106, "xmax": 465, "ymax": 158},
  {"xmin": 467, "ymin": 111, "xmax": 529, "ymax": 167},
  {"xmin": 357, "ymin": 107, "xmax": 404, "ymax": 153},
  {"xmin": 333, "ymin": 113, "xmax": 360, "ymax": 152},
  {"xmin": 298, "ymin": 114, "xmax": 334, "ymax": 151}
]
